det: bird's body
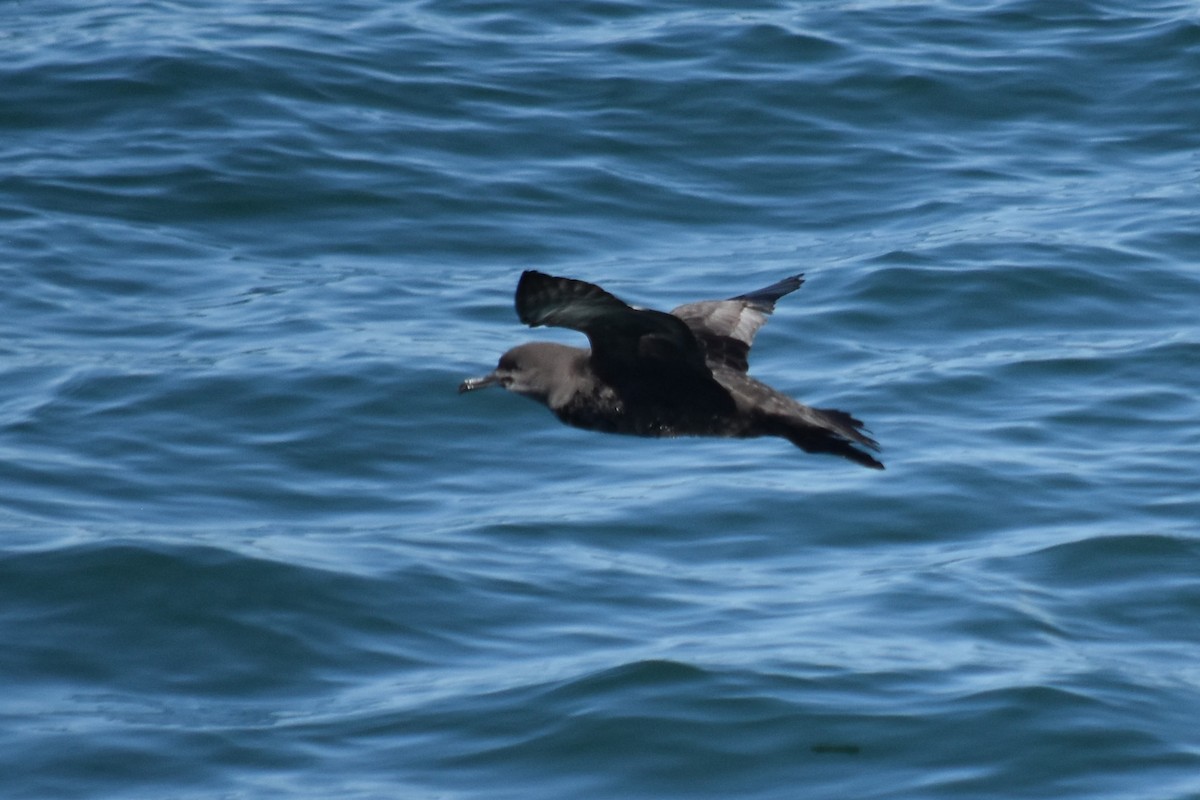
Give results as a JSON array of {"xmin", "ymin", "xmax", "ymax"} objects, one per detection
[{"xmin": 460, "ymin": 271, "xmax": 883, "ymax": 469}]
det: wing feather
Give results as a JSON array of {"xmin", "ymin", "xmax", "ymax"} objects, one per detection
[
  {"xmin": 670, "ymin": 275, "xmax": 804, "ymax": 372},
  {"xmin": 514, "ymin": 271, "xmax": 733, "ymax": 412}
]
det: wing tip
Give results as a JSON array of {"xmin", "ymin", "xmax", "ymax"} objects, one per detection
[
  {"xmin": 733, "ymin": 273, "xmax": 806, "ymax": 307},
  {"xmin": 515, "ymin": 270, "xmax": 563, "ymax": 327}
]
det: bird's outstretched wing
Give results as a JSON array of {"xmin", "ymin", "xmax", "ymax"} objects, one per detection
[
  {"xmin": 670, "ymin": 275, "xmax": 804, "ymax": 373},
  {"xmin": 514, "ymin": 270, "xmax": 732, "ymax": 411},
  {"xmin": 516, "ymin": 271, "xmax": 710, "ymax": 373}
]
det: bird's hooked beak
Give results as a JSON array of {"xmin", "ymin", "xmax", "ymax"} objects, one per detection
[{"xmin": 458, "ymin": 371, "xmax": 500, "ymax": 393}]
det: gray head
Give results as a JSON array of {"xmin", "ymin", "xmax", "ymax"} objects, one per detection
[{"xmin": 459, "ymin": 342, "xmax": 586, "ymax": 407}]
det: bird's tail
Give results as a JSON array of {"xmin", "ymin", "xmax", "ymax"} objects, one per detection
[{"xmin": 768, "ymin": 409, "xmax": 884, "ymax": 470}]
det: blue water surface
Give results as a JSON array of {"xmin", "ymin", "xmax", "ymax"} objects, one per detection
[{"xmin": 3, "ymin": 1, "xmax": 1200, "ymax": 798}]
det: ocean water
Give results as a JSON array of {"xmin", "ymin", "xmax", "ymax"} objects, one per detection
[{"xmin": 3, "ymin": 1, "xmax": 1200, "ymax": 797}]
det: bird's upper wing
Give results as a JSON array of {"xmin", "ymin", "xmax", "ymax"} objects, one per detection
[
  {"xmin": 670, "ymin": 274, "xmax": 804, "ymax": 373},
  {"xmin": 515, "ymin": 271, "xmax": 730, "ymax": 408},
  {"xmin": 516, "ymin": 270, "xmax": 710, "ymax": 373}
]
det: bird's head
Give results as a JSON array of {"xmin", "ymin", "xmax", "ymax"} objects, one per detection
[{"xmin": 458, "ymin": 342, "xmax": 583, "ymax": 406}]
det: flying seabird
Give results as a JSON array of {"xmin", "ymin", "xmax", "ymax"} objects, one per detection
[{"xmin": 459, "ymin": 271, "xmax": 883, "ymax": 469}]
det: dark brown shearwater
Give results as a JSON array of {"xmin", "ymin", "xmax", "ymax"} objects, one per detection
[{"xmin": 459, "ymin": 271, "xmax": 883, "ymax": 469}]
